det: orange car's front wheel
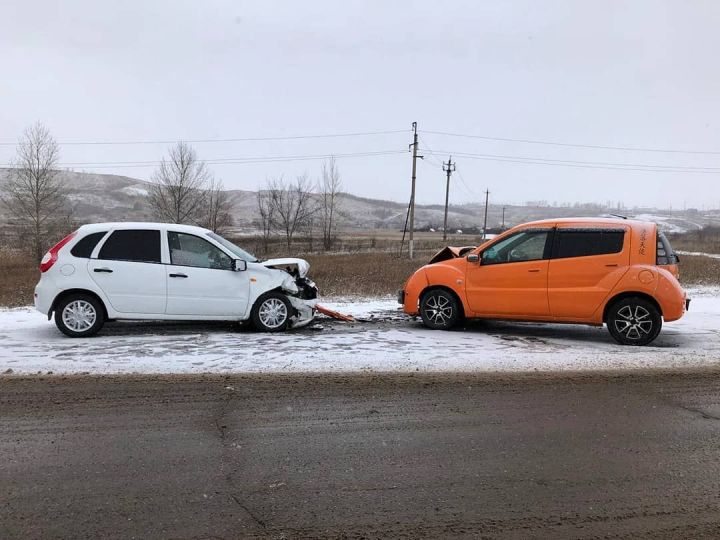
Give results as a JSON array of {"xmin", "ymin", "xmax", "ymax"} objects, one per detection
[{"xmin": 420, "ymin": 289, "xmax": 460, "ymax": 330}]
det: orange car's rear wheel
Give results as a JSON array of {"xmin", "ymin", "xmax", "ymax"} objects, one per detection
[
  {"xmin": 420, "ymin": 289, "xmax": 460, "ymax": 330},
  {"xmin": 606, "ymin": 297, "xmax": 662, "ymax": 346}
]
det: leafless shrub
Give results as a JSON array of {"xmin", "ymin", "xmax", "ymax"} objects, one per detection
[
  {"xmin": 148, "ymin": 142, "xmax": 210, "ymax": 224},
  {"xmin": 320, "ymin": 157, "xmax": 342, "ymax": 251},
  {"xmin": 267, "ymin": 174, "xmax": 317, "ymax": 249},
  {"xmin": 201, "ymin": 177, "xmax": 234, "ymax": 234},
  {"xmin": 0, "ymin": 122, "xmax": 73, "ymax": 261},
  {"xmin": 256, "ymin": 188, "xmax": 275, "ymax": 255}
]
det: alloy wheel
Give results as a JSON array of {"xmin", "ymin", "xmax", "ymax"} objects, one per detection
[
  {"xmin": 258, "ymin": 298, "xmax": 289, "ymax": 329},
  {"xmin": 614, "ymin": 305, "xmax": 653, "ymax": 341},
  {"xmin": 61, "ymin": 300, "xmax": 97, "ymax": 333},
  {"xmin": 423, "ymin": 294, "xmax": 454, "ymax": 326}
]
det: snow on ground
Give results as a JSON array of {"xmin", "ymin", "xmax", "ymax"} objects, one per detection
[
  {"xmin": 632, "ymin": 214, "xmax": 705, "ymax": 234},
  {"xmin": 677, "ymin": 250, "xmax": 720, "ymax": 260},
  {"xmin": 1, "ymin": 289, "xmax": 718, "ymax": 375},
  {"xmin": 119, "ymin": 185, "xmax": 150, "ymax": 197}
]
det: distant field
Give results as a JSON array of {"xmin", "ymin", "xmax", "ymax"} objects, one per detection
[
  {"xmin": 669, "ymin": 227, "xmax": 720, "ymax": 255},
  {"xmin": 237, "ymin": 230, "xmax": 484, "ymax": 259}
]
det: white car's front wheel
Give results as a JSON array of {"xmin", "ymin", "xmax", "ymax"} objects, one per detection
[{"xmin": 251, "ymin": 292, "xmax": 292, "ymax": 332}]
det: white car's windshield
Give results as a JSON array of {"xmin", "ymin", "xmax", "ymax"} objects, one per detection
[{"xmin": 207, "ymin": 232, "xmax": 258, "ymax": 262}]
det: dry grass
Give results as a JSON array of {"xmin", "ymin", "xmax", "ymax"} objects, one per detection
[
  {"xmin": 306, "ymin": 252, "xmax": 424, "ymax": 297},
  {"xmin": 677, "ymin": 254, "xmax": 720, "ymax": 286},
  {"xmin": 669, "ymin": 227, "xmax": 720, "ymax": 255},
  {"xmin": 0, "ymin": 250, "xmax": 37, "ymax": 308}
]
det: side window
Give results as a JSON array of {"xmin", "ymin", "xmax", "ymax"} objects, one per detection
[
  {"xmin": 71, "ymin": 231, "xmax": 107, "ymax": 258},
  {"xmin": 553, "ymin": 229, "xmax": 625, "ymax": 259},
  {"xmin": 168, "ymin": 232, "xmax": 232, "ymax": 270},
  {"xmin": 482, "ymin": 231, "xmax": 549, "ymax": 265},
  {"xmin": 98, "ymin": 230, "xmax": 161, "ymax": 263}
]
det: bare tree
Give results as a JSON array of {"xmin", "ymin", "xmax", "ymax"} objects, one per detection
[
  {"xmin": 256, "ymin": 188, "xmax": 275, "ymax": 255},
  {"xmin": 268, "ymin": 174, "xmax": 317, "ymax": 250},
  {"xmin": 319, "ymin": 157, "xmax": 342, "ymax": 251},
  {"xmin": 1, "ymin": 122, "xmax": 72, "ymax": 261},
  {"xmin": 148, "ymin": 142, "xmax": 210, "ymax": 224},
  {"xmin": 201, "ymin": 177, "xmax": 234, "ymax": 234}
]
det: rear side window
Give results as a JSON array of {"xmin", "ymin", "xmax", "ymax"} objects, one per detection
[
  {"xmin": 70, "ymin": 232, "xmax": 107, "ymax": 258},
  {"xmin": 98, "ymin": 229, "xmax": 161, "ymax": 263},
  {"xmin": 553, "ymin": 229, "xmax": 625, "ymax": 259}
]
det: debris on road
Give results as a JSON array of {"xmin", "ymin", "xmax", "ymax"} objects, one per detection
[{"xmin": 315, "ymin": 304, "xmax": 355, "ymax": 322}]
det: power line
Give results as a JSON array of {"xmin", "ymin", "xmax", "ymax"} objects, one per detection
[
  {"xmin": 424, "ymin": 129, "xmax": 720, "ymax": 156},
  {"xmin": 1, "ymin": 149, "xmax": 407, "ymax": 169},
  {"xmin": 419, "ymin": 133, "xmax": 477, "ymax": 200},
  {"xmin": 454, "ymin": 168, "xmax": 478, "ymax": 198},
  {"xmin": 0, "ymin": 128, "xmax": 408, "ymax": 147},
  {"xmin": 423, "ymin": 149, "xmax": 720, "ymax": 174}
]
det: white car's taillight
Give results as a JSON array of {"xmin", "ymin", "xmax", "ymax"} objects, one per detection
[{"xmin": 39, "ymin": 232, "xmax": 77, "ymax": 273}]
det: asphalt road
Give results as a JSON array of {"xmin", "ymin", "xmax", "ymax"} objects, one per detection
[{"xmin": 3, "ymin": 371, "xmax": 720, "ymax": 539}]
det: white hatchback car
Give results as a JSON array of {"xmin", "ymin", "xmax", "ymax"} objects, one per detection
[{"xmin": 34, "ymin": 222, "xmax": 318, "ymax": 337}]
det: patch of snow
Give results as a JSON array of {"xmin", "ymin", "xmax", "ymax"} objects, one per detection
[
  {"xmin": 632, "ymin": 214, "xmax": 703, "ymax": 234},
  {"xmin": 677, "ymin": 250, "xmax": 720, "ymax": 260},
  {"xmin": 318, "ymin": 296, "xmax": 399, "ymax": 318},
  {"xmin": 1, "ymin": 290, "xmax": 718, "ymax": 375},
  {"xmin": 120, "ymin": 186, "xmax": 150, "ymax": 197}
]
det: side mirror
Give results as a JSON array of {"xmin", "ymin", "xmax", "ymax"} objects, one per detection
[
  {"xmin": 232, "ymin": 259, "xmax": 247, "ymax": 272},
  {"xmin": 467, "ymin": 253, "xmax": 480, "ymax": 263}
]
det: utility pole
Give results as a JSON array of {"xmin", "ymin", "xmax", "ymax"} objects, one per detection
[
  {"xmin": 501, "ymin": 206, "xmax": 506, "ymax": 230},
  {"xmin": 407, "ymin": 121, "xmax": 422, "ymax": 259},
  {"xmin": 482, "ymin": 189, "xmax": 490, "ymax": 240},
  {"xmin": 442, "ymin": 156, "xmax": 455, "ymax": 241}
]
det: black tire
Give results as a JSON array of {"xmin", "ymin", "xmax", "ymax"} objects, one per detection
[
  {"xmin": 54, "ymin": 293, "xmax": 105, "ymax": 338},
  {"xmin": 420, "ymin": 288, "xmax": 461, "ymax": 330},
  {"xmin": 606, "ymin": 297, "xmax": 662, "ymax": 346},
  {"xmin": 251, "ymin": 292, "xmax": 293, "ymax": 332}
]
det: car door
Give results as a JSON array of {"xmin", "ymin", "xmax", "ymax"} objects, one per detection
[
  {"xmin": 165, "ymin": 231, "xmax": 250, "ymax": 317},
  {"xmin": 548, "ymin": 227, "xmax": 630, "ymax": 319},
  {"xmin": 465, "ymin": 228, "xmax": 552, "ymax": 317},
  {"xmin": 88, "ymin": 228, "xmax": 167, "ymax": 314}
]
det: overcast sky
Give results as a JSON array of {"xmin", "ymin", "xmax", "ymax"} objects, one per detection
[{"xmin": 1, "ymin": 0, "xmax": 719, "ymax": 209}]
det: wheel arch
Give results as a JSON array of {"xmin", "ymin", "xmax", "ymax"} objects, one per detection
[
  {"xmin": 603, "ymin": 291, "xmax": 663, "ymax": 322},
  {"xmin": 50, "ymin": 289, "xmax": 109, "ymax": 321},
  {"xmin": 419, "ymin": 285, "xmax": 466, "ymax": 318}
]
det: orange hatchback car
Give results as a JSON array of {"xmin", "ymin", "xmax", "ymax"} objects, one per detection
[{"xmin": 399, "ymin": 218, "xmax": 689, "ymax": 345}]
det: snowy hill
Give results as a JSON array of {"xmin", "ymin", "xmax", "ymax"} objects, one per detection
[{"xmin": 1, "ymin": 168, "xmax": 718, "ymax": 233}]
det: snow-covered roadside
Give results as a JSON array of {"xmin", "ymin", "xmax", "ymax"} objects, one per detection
[
  {"xmin": 0, "ymin": 290, "xmax": 718, "ymax": 375},
  {"xmin": 677, "ymin": 250, "xmax": 720, "ymax": 260}
]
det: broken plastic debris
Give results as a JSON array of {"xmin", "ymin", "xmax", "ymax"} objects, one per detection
[{"xmin": 315, "ymin": 305, "xmax": 355, "ymax": 322}]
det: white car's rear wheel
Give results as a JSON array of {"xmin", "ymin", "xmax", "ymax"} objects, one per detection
[{"xmin": 55, "ymin": 294, "xmax": 105, "ymax": 337}]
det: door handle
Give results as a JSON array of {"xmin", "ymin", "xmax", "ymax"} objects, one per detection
[
  {"xmin": 528, "ymin": 269, "xmax": 541, "ymax": 273},
  {"xmin": 93, "ymin": 268, "xmax": 113, "ymax": 273},
  {"xmin": 169, "ymin": 273, "xmax": 188, "ymax": 278},
  {"xmin": 605, "ymin": 263, "xmax": 619, "ymax": 267}
]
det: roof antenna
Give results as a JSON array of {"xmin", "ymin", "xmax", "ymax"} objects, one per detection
[{"xmin": 609, "ymin": 213, "xmax": 628, "ymax": 219}]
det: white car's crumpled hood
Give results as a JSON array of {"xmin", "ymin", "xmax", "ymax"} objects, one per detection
[{"xmin": 261, "ymin": 258, "xmax": 310, "ymax": 278}]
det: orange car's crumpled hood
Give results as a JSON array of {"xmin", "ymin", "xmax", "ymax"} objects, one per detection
[{"xmin": 428, "ymin": 246, "xmax": 476, "ymax": 265}]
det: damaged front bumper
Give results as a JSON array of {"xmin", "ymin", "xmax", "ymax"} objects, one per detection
[
  {"xmin": 288, "ymin": 296, "xmax": 318, "ymax": 329},
  {"xmin": 284, "ymin": 276, "xmax": 319, "ymax": 329}
]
